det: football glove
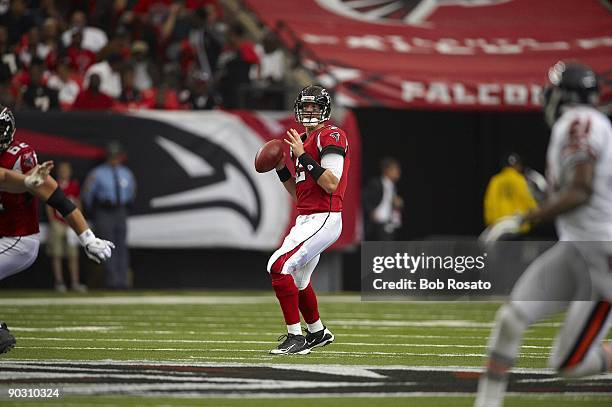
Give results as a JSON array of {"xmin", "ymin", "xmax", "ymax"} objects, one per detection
[
  {"xmin": 24, "ymin": 161, "xmax": 54, "ymax": 189},
  {"xmin": 78, "ymin": 229, "xmax": 115, "ymax": 263},
  {"xmin": 479, "ymin": 215, "xmax": 524, "ymax": 243}
]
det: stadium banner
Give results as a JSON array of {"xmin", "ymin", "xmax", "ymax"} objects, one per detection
[
  {"xmin": 15, "ymin": 110, "xmax": 361, "ymax": 250},
  {"xmin": 246, "ymin": 0, "xmax": 612, "ymax": 110}
]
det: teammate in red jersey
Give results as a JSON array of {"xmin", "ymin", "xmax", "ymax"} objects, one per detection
[
  {"xmin": 267, "ymin": 85, "xmax": 349, "ymax": 355},
  {"xmin": 0, "ymin": 106, "xmax": 115, "ymax": 354}
]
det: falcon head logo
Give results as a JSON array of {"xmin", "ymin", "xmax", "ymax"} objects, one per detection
[{"xmin": 316, "ymin": 0, "xmax": 512, "ymax": 27}]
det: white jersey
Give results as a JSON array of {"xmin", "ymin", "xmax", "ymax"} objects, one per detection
[{"xmin": 546, "ymin": 106, "xmax": 612, "ymax": 241}]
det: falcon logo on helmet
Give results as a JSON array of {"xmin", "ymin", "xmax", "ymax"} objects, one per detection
[
  {"xmin": 0, "ymin": 106, "xmax": 16, "ymax": 152},
  {"xmin": 294, "ymin": 85, "xmax": 331, "ymax": 126},
  {"xmin": 542, "ymin": 61, "xmax": 600, "ymax": 128}
]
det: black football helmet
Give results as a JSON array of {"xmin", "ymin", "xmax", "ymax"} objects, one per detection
[
  {"xmin": 0, "ymin": 106, "xmax": 16, "ymax": 152},
  {"xmin": 542, "ymin": 61, "xmax": 600, "ymax": 127},
  {"xmin": 294, "ymin": 85, "xmax": 331, "ymax": 126}
]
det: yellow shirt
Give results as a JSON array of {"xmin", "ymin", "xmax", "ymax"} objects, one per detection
[{"xmin": 484, "ymin": 167, "xmax": 537, "ymax": 231}]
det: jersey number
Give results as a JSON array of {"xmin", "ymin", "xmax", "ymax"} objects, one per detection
[
  {"xmin": 295, "ymin": 159, "xmax": 306, "ymax": 184},
  {"xmin": 6, "ymin": 142, "xmax": 29, "ymax": 156}
]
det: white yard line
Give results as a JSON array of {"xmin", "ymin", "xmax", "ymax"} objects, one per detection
[
  {"xmin": 0, "ymin": 295, "xmax": 362, "ymax": 306},
  {"xmin": 11, "ymin": 326, "xmax": 118, "ymax": 332},
  {"xmin": 17, "ymin": 346, "xmax": 549, "ymax": 358},
  {"xmin": 102, "ymin": 331, "xmax": 556, "ymax": 342},
  {"xmin": 16, "ymin": 337, "xmax": 553, "ymax": 350}
]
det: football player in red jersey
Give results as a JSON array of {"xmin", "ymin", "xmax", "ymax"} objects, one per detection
[
  {"xmin": 0, "ymin": 106, "xmax": 115, "ymax": 354},
  {"xmin": 267, "ymin": 85, "xmax": 349, "ymax": 355}
]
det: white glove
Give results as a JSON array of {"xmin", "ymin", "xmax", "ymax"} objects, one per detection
[
  {"xmin": 479, "ymin": 215, "xmax": 524, "ymax": 243},
  {"xmin": 78, "ymin": 229, "xmax": 115, "ymax": 263},
  {"xmin": 24, "ymin": 161, "xmax": 54, "ymax": 189}
]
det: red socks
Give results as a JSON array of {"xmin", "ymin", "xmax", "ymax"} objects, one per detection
[
  {"xmin": 270, "ymin": 272, "xmax": 300, "ymax": 325},
  {"xmin": 298, "ymin": 282, "xmax": 320, "ymax": 324}
]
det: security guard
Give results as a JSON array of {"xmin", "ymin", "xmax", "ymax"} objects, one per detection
[{"xmin": 82, "ymin": 141, "xmax": 136, "ymax": 289}]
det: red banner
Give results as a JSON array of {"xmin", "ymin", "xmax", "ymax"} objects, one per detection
[{"xmin": 246, "ymin": 0, "xmax": 612, "ymax": 110}]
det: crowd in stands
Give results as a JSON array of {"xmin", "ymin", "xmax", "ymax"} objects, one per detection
[{"xmin": 0, "ymin": 0, "xmax": 288, "ymax": 112}]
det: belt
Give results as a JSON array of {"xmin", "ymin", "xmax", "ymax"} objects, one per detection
[{"xmin": 96, "ymin": 201, "xmax": 126, "ymax": 209}]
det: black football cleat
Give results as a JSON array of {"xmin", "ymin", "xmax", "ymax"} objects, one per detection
[
  {"xmin": 0, "ymin": 322, "xmax": 16, "ymax": 354},
  {"xmin": 269, "ymin": 333, "xmax": 311, "ymax": 355},
  {"xmin": 305, "ymin": 326, "xmax": 334, "ymax": 349}
]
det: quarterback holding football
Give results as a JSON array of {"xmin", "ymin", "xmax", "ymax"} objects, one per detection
[{"xmin": 262, "ymin": 85, "xmax": 350, "ymax": 355}]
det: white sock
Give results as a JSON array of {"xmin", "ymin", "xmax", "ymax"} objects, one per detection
[
  {"xmin": 474, "ymin": 374, "xmax": 507, "ymax": 407},
  {"xmin": 307, "ymin": 319, "xmax": 324, "ymax": 333},
  {"xmin": 287, "ymin": 323, "xmax": 301, "ymax": 336}
]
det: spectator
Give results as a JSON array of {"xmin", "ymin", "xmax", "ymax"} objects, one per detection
[
  {"xmin": 363, "ymin": 157, "xmax": 403, "ymax": 241},
  {"xmin": 98, "ymin": 25, "xmax": 132, "ymax": 62},
  {"xmin": 133, "ymin": 0, "xmax": 173, "ymax": 29},
  {"xmin": 162, "ymin": 5, "xmax": 222, "ymax": 80},
  {"xmin": 32, "ymin": 0, "xmax": 63, "ymax": 25},
  {"xmin": 64, "ymin": 29, "xmax": 96, "ymax": 75},
  {"xmin": 0, "ymin": 26, "xmax": 19, "ymax": 82},
  {"xmin": 215, "ymin": 23, "xmax": 259, "ymax": 108},
  {"xmin": 131, "ymin": 40, "xmax": 156, "ymax": 91},
  {"xmin": 141, "ymin": 79, "xmax": 183, "ymax": 109},
  {"xmin": 254, "ymin": 32, "xmax": 285, "ymax": 85},
  {"xmin": 118, "ymin": 64, "xmax": 142, "ymax": 106},
  {"xmin": 180, "ymin": 70, "xmax": 215, "ymax": 110},
  {"xmin": 21, "ymin": 59, "xmax": 59, "ymax": 111},
  {"xmin": 17, "ymin": 26, "xmax": 41, "ymax": 68},
  {"xmin": 72, "ymin": 73, "xmax": 114, "ymax": 110},
  {"xmin": 38, "ymin": 17, "xmax": 61, "ymax": 66},
  {"xmin": 188, "ymin": 6, "xmax": 222, "ymax": 79},
  {"xmin": 252, "ymin": 32, "xmax": 286, "ymax": 109},
  {"xmin": 0, "ymin": 0, "xmax": 35, "ymax": 46},
  {"xmin": 483, "ymin": 153, "xmax": 537, "ymax": 232},
  {"xmin": 140, "ymin": 64, "xmax": 184, "ymax": 109},
  {"xmin": 82, "ymin": 141, "xmax": 136, "ymax": 289},
  {"xmin": 61, "ymin": 10, "xmax": 108, "ymax": 53},
  {"xmin": 45, "ymin": 162, "xmax": 87, "ymax": 293},
  {"xmin": 83, "ymin": 52, "xmax": 123, "ymax": 98},
  {"xmin": 0, "ymin": 79, "xmax": 16, "ymax": 108},
  {"xmin": 46, "ymin": 58, "xmax": 80, "ymax": 109}
]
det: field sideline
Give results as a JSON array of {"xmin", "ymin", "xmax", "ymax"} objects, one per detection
[{"xmin": 0, "ymin": 291, "xmax": 610, "ymax": 406}]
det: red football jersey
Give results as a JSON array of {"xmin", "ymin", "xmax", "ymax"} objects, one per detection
[
  {"xmin": 0, "ymin": 140, "xmax": 40, "ymax": 236},
  {"xmin": 294, "ymin": 125, "xmax": 350, "ymax": 215}
]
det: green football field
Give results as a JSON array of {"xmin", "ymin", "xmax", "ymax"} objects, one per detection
[{"xmin": 0, "ymin": 291, "xmax": 610, "ymax": 406}]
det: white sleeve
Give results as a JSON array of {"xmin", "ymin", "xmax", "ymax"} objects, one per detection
[{"xmin": 321, "ymin": 153, "xmax": 344, "ymax": 180}]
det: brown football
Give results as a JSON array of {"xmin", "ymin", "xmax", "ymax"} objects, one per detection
[{"xmin": 254, "ymin": 139, "xmax": 284, "ymax": 173}]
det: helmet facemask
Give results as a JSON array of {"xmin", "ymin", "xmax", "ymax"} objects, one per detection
[
  {"xmin": 542, "ymin": 86, "xmax": 563, "ymax": 128},
  {"xmin": 0, "ymin": 107, "xmax": 15, "ymax": 152},
  {"xmin": 294, "ymin": 86, "xmax": 331, "ymax": 127}
]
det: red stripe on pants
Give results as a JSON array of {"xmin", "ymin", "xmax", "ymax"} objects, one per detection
[{"xmin": 563, "ymin": 301, "xmax": 611, "ymax": 369}]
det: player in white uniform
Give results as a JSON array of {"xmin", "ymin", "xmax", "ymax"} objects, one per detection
[{"xmin": 475, "ymin": 62, "xmax": 612, "ymax": 407}]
